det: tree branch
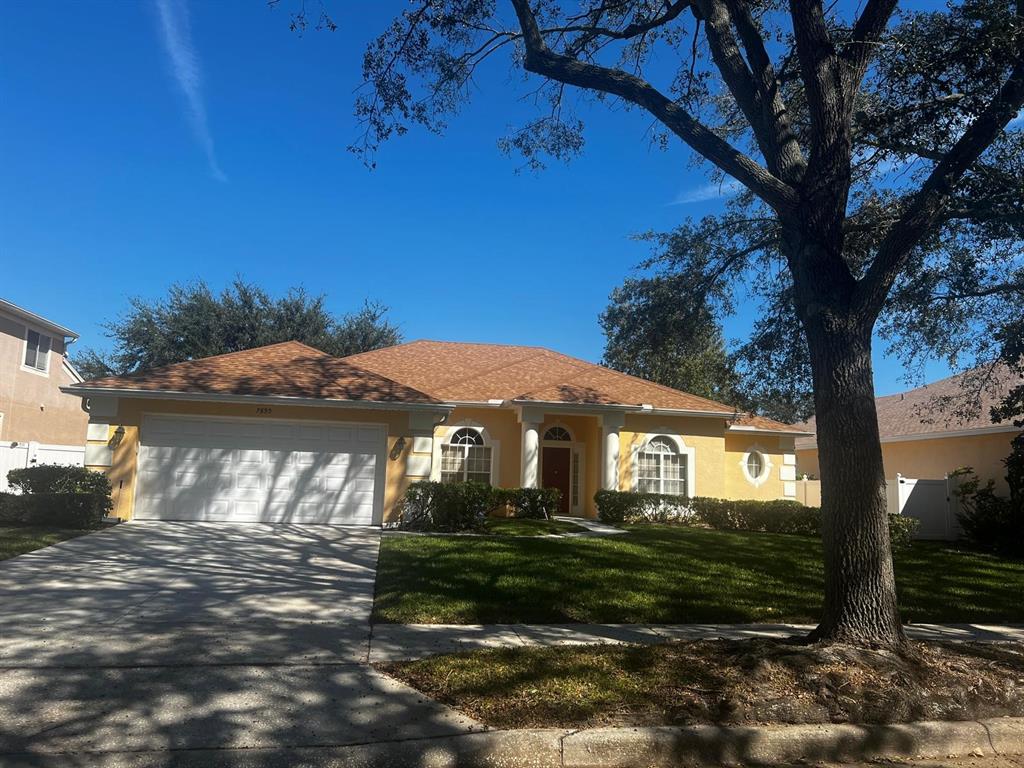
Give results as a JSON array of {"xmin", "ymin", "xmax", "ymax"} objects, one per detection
[
  {"xmin": 843, "ymin": 0, "xmax": 898, "ymax": 78},
  {"xmin": 857, "ymin": 20, "xmax": 1024, "ymax": 314},
  {"xmin": 724, "ymin": 0, "xmax": 806, "ymax": 182},
  {"xmin": 509, "ymin": 0, "xmax": 798, "ymax": 211}
]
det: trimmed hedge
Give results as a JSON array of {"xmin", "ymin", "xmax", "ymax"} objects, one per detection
[
  {"xmin": 2, "ymin": 466, "xmax": 112, "ymax": 529},
  {"xmin": 396, "ymin": 482, "xmax": 562, "ymax": 531},
  {"xmin": 0, "ymin": 491, "xmax": 110, "ymax": 528},
  {"xmin": 592, "ymin": 490, "xmax": 693, "ymax": 524},
  {"xmin": 7, "ymin": 465, "xmax": 110, "ymax": 496},
  {"xmin": 594, "ymin": 490, "xmax": 919, "ymax": 549}
]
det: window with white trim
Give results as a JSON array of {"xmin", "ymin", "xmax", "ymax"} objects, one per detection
[
  {"xmin": 637, "ymin": 436, "xmax": 686, "ymax": 496},
  {"xmin": 440, "ymin": 428, "xmax": 492, "ymax": 485},
  {"xmin": 24, "ymin": 330, "xmax": 51, "ymax": 373},
  {"xmin": 740, "ymin": 447, "xmax": 772, "ymax": 486}
]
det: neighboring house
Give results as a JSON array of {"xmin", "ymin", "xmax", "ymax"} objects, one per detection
[
  {"xmin": 64, "ymin": 340, "xmax": 809, "ymax": 525},
  {"xmin": 0, "ymin": 299, "xmax": 88, "ymax": 487},
  {"xmin": 796, "ymin": 367, "xmax": 1023, "ymax": 494},
  {"xmin": 0, "ymin": 298, "xmax": 87, "ymax": 445}
]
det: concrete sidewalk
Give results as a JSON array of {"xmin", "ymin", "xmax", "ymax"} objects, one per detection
[{"xmin": 369, "ymin": 621, "xmax": 1024, "ymax": 661}]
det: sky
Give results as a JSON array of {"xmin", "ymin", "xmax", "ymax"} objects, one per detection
[{"xmin": 0, "ymin": 0, "xmax": 962, "ymax": 397}]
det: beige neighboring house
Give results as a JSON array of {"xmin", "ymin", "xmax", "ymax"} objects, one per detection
[
  {"xmin": 0, "ymin": 299, "xmax": 88, "ymax": 489},
  {"xmin": 797, "ymin": 367, "xmax": 1023, "ymax": 494}
]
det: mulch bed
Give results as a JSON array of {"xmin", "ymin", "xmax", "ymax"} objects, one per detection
[{"xmin": 378, "ymin": 638, "xmax": 1024, "ymax": 729}]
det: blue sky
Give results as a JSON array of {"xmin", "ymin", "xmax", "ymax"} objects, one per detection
[{"xmin": 1, "ymin": 0, "xmax": 959, "ymax": 396}]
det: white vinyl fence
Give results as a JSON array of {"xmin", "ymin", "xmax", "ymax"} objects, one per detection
[
  {"xmin": 886, "ymin": 473, "xmax": 963, "ymax": 541},
  {"xmin": 0, "ymin": 442, "xmax": 85, "ymax": 492}
]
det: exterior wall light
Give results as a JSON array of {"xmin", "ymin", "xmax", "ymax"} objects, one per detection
[{"xmin": 108, "ymin": 425, "xmax": 126, "ymax": 449}]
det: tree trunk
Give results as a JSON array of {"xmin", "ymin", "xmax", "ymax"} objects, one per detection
[{"xmin": 804, "ymin": 319, "xmax": 907, "ymax": 648}]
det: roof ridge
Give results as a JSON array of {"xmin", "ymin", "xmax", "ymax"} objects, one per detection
[
  {"xmin": 426, "ymin": 347, "xmax": 554, "ymax": 396},
  {"xmin": 523, "ymin": 348, "xmax": 739, "ymax": 413},
  {"xmin": 82, "ymin": 340, "xmax": 328, "ymax": 385}
]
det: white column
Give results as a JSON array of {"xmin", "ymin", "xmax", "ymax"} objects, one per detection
[
  {"xmin": 601, "ymin": 413, "xmax": 625, "ymax": 491},
  {"xmin": 521, "ymin": 422, "xmax": 540, "ymax": 488}
]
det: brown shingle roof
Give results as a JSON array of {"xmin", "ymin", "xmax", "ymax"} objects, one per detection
[
  {"xmin": 731, "ymin": 413, "xmax": 810, "ymax": 434},
  {"xmin": 76, "ymin": 341, "xmax": 440, "ymax": 404},
  {"xmin": 795, "ymin": 365, "xmax": 1024, "ymax": 448},
  {"xmin": 343, "ymin": 340, "xmax": 740, "ymax": 413},
  {"xmin": 74, "ymin": 338, "xmax": 807, "ymax": 432}
]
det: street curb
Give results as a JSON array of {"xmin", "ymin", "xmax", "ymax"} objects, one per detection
[
  {"xmin": 560, "ymin": 718, "xmax": 1024, "ymax": 766},
  {"xmin": 4, "ymin": 718, "xmax": 1022, "ymax": 767}
]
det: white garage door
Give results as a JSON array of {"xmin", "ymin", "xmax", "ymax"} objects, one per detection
[{"xmin": 136, "ymin": 415, "xmax": 385, "ymax": 525}]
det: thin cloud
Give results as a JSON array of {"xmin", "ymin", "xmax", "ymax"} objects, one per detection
[
  {"xmin": 155, "ymin": 0, "xmax": 226, "ymax": 182},
  {"xmin": 669, "ymin": 179, "xmax": 742, "ymax": 205}
]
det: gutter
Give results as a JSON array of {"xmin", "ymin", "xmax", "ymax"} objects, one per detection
[
  {"xmin": 796, "ymin": 422, "xmax": 1023, "ymax": 450},
  {"xmin": 506, "ymin": 398, "xmax": 737, "ymax": 419},
  {"xmin": 60, "ymin": 386, "xmax": 456, "ymax": 414},
  {"xmin": 0, "ymin": 298, "xmax": 78, "ymax": 340}
]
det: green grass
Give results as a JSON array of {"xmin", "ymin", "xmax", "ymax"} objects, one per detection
[
  {"xmin": 373, "ymin": 524, "xmax": 1024, "ymax": 624},
  {"xmin": 0, "ymin": 525, "xmax": 94, "ymax": 560},
  {"xmin": 380, "ymin": 639, "xmax": 1024, "ymax": 729},
  {"xmin": 482, "ymin": 517, "xmax": 582, "ymax": 536}
]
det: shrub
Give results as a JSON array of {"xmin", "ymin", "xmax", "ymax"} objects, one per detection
[
  {"xmin": 689, "ymin": 497, "xmax": 821, "ymax": 536},
  {"xmin": 7, "ymin": 465, "xmax": 111, "ymax": 496},
  {"xmin": 954, "ymin": 470, "xmax": 1023, "ymax": 558},
  {"xmin": 593, "ymin": 490, "xmax": 694, "ymax": 524},
  {"xmin": 398, "ymin": 483, "xmax": 565, "ymax": 531},
  {"xmin": 0, "ymin": 492, "xmax": 22, "ymax": 524},
  {"xmin": 887, "ymin": 514, "xmax": 920, "ymax": 550},
  {"xmin": 0, "ymin": 492, "xmax": 110, "ymax": 528},
  {"xmin": 596, "ymin": 490, "xmax": 917, "ymax": 549},
  {"xmin": 397, "ymin": 481, "xmax": 493, "ymax": 532},
  {"xmin": 496, "ymin": 487, "xmax": 562, "ymax": 519}
]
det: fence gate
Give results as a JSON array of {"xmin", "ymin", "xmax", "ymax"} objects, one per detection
[
  {"xmin": 887, "ymin": 474, "xmax": 961, "ymax": 541},
  {"xmin": 0, "ymin": 443, "xmax": 85, "ymax": 492}
]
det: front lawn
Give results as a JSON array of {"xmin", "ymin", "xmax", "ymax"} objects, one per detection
[
  {"xmin": 0, "ymin": 525, "xmax": 94, "ymax": 561},
  {"xmin": 373, "ymin": 525, "xmax": 1024, "ymax": 624},
  {"xmin": 482, "ymin": 517, "xmax": 582, "ymax": 536},
  {"xmin": 379, "ymin": 639, "xmax": 1024, "ymax": 728}
]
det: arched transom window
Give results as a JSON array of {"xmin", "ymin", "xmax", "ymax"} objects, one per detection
[
  {"xmin": 637, "ymin": 436, "xmax": 686, "ymax": 496},
  {"xmin": 440, "ymin": 428, "xmax": 492, "ymax": 485},
  {"xmin": 543, "ymin": 426, "xmax": 572, "ymax": 442}
]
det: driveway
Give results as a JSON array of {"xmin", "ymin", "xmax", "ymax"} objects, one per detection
[{"xmin": 0, "ymin": 522, "xmax": 479, "ymax": 764}]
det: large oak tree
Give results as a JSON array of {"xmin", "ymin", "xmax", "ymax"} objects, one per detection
[{"xmin": 298, "ymin": 0, "xmax": 1024, "ymax": 647}]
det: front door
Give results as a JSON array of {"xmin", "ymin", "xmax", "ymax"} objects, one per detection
[{"xmin": 541, "ymin": 446, "xmax": 572, "ymax": 515}]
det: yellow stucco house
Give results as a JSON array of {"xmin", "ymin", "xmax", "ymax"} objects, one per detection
[
  {"xmin": 797, "ymin": 367, "xmax": 1023, "ymax": 495},
  {"xmin": 64, "ymin": 340, "xmax": 808, "ymax": 525}
]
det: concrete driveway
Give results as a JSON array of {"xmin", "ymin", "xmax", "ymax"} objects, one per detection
[{"xmin": 0, "ymin": 522, "xmax": 479, "ymax": 765}]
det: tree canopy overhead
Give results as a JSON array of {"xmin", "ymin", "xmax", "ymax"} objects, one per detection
[
  {"xmin": 74, "ymin": 279, "xmax": 401, "ymax": 379},
  {"xmin": 295, "ymin": 0, "xmax": 1024, "ymax": 648}
]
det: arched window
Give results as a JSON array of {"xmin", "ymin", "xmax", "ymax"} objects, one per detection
[
  {"xmin": 637, "ymin": 436, "xmax": 686, "ymax": 496},
  {"xmin": 543, "ymin": 426, "xmax": 572, "ymax": 442},
  {"xmin": 440, "ymin": 428, "xmax": 492, "ymax": 485}
]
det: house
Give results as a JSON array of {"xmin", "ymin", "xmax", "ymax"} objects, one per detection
[
  {"xmin": 0, "ymin": 299, "xmax": 88, "ymax": 488},
  {"xmin": 64, "ymin": 340, "xmax": 809, "ymax": 525},
  {"xmin": 796, "ymin": 367, "xmax": 1023, "ymax": 494}
]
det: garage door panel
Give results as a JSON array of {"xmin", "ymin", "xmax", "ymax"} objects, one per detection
[{"xmin": 136, "ymin": 416, "xmax": 383, "ymax": 525}]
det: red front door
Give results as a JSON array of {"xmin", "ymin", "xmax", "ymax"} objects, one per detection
[{"xmin": 541, "ymin": 446, "xmax": 572, "ymax": 515}]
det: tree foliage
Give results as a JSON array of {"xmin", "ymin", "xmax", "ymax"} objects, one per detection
[
  {"xmin": 74, "ymin": 279, "xmax": 401, "ymax": 379},
  {"xmin": 600, "ymin": 270, "xmax": 743, "ymax": 408}
]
